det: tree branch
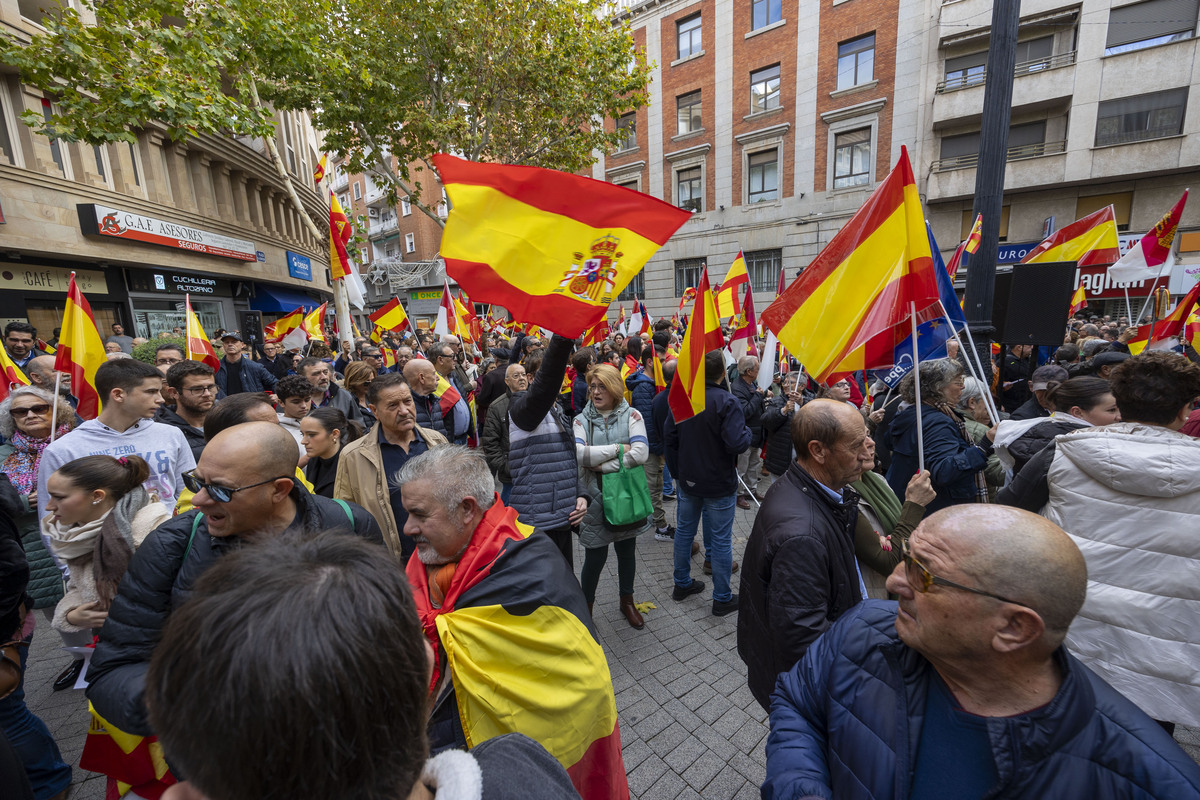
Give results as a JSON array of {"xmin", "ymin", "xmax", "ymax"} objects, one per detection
[
  {"xmin": 356, "ymin": 124, "xmax": 445, "ymax": 229},
  {"xmin": 248, "ymin": 76, "xmax": 324, "ymax": 242}
]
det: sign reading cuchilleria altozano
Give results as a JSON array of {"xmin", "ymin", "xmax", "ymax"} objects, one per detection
[{"xmin": 77, "ymin": 204, "xmax": 257, "ymax": 262}]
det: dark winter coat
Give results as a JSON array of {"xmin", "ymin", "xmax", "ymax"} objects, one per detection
[
  {"xmin": 737, "ymin": 462, "xmax": 861, "ymax": 710},
  {"xmin": 883, "ymin": 403, "xmax": 990, "ymax": 514},
  {"xmin": 761, "ymin": 394, "xmax": 797, "ymax": 476},
  {"xmin": 86, "ymin": 485, "xmax": 383, "ymax": 735},
  {"xmin": 0, "ymin": 464, "xmax": 62, "ymax": 611},
  {"xmin": 0, "ymin": 475, "xmax": 29, "ymax": 641},
  {"xmin": 317, "ymin": 382, "xmax": 364, "ymax": 425},
  {"xmin": 214, "ymin": 356, "xmax": 277, "ymax": 394},
  {"xmin": 664, "ymin": 381, "xmax": 751, "ymax": 498},
  {"xmin": 730, "ymin": 375, "xmax": 765, "ymax": 448},
  {"xmin": 625, "ymin": 370, "xmax": 658, "ymax": 452},
  {"xmin": 764, "ymin": 600, "xmax": 1200, "ymax": 800},
  {"xmin": 154, "ymin": 405, "xmax": 206, "ymax": 463},
  {"xmin": 1007, "ymin": 418, "xmax": 1084, "ymax": 477},
  {"xmin": 482, "ymin": 392, "xmax": 513, "ymax": 485},
  {"xmin": 1008, "ymin": 395, "xmax": 1050, "ymax": 422}
]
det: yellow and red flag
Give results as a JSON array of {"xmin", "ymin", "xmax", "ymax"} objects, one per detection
[
  {"xmin": 382, "ymin": 347, "xmax": 397, "ymax": 369},
  {"xmin": 1126, "ymin": 280, "xmax": 1200, "ymax": 354},
  {"xmin": 668, "ymin": 270, "xmax": 724, "ymax": 422},
  {"xmin": 761, "ymin": 146, "xmax": 939, "ymax": 383},
  {"xmin": 184, "ymin": 295, "xmax": 220, "ymax": 371},
  {"xmin": 716, "ymin": 251, "xmax": 749, "ymax": 319},
  {"xmin": 1068, "ymin": 285, "xmax": 1088, "ymax": 317},
  {"xmin": 678, "ymin": 287, "xmax": 697, "ymax": 313},
  {"xmin": 616, "ymin": 304, "xmax": 626, "ymax": 333},
  {"xmin": 302, "ymin": 302, "xmax": 328, "ymax": 343},
  {"xmin": 432, "ymin": 154, "xmax": 691, "ymax": 338},
  {"xmin": 36, "ymin": 338, "xmax": 55, "ymax": 355},
  {"xmin": 1020, "ymin": 206, "xmax": 1121, "ymax": 267},
  {"xmin": 55, "ymin": 272, "xmax": 107, "ymax": 419},
  {"xmin": 727, "ymin": 287, "xmax": 759, "ymax": 360},
  {"xmin": 329, "ymin": 192, "xmax": 353, "ymax": 281},
  {"xmin": 1186, "ymin": 307, "xmax": 1200, "ymax": 353},
  {"xmin": 313, "ymin": 153, "xmax": 327, "ymax": 185},
  {"xmin": 650, "ymin": 343, "xmax": 667, "ymax": 392},
  {"xmin": 583, "ymin": 321, "xmax": 610, "ymax": 347},
  {"xmin": 80, "ymin": 702, "xmax": 176, "ymax": 798},
  {"xmin": 370, "ymin": 297, "xmax": 411, "ymax": 335},
  {"xmin": 263, "ymin": 306, "xmax": 304, "ymax": 343},
  {"xmin": 0, "ymin": 346, "xmax": 30, "ymax": 403},
  {"xmin": 946, "ymin": 213, "xmax": 982, "ymax": 279},
  {"xmin": 454, "ymin": 291, "xmax": 481, "ymax": 343}
]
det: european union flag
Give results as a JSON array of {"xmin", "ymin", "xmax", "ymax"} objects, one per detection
[{"xmin": 878, "ymin": 222, "xmax": 967, "ymax": 388}]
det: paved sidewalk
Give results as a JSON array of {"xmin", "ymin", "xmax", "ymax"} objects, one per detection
[{"xmin": 23, "ymin": 494, "xmax": 1200, "ymax": 799}]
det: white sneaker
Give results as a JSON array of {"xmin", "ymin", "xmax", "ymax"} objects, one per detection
[{"xmin": 654, "ymin": 525, "xmax": 675, "ymax": 541}]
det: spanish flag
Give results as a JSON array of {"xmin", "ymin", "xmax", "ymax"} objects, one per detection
[
  {"xmin": 946, "ymin": 213, "xmax": 981, "ymax": 279},
  {"xmin": 727, "ymin": 287, "xmax": 758, "ymax": 360},
  {"xmin": 1126, "ymin": 280, "xmax": 1200, "ymax": 354},
  {"xmin": 302, "ymin": 302, "xmax": 328, "ymax": 343},
  {"xmin": 0, "ymin": 346, "xmax": 30, "ymax": 402},
  {"xmin": 36, "ymin": 338, "xmax": 55, "ymax": 355},
  {"xmin": 668, "ymin": 270, "xmax": 724, "ymax": 422},
  {"xmin": 370, "ymin": 297, "xmax": 411, "ymax": 335},
  {"xmin": 80, "ymin": 702, "xmax": 176, "ymax": 798},
  {"xmin": 330, "ymin": 192, "xmax": 353, "ymax": 281},
  {"xmin": 716, "ymin": 251, "xmax": 749, "ymax": 319},
  {"xmin": 650, "ymin": 344, "xmax": 667, "ymax": 392},
  {"xmin": 678, "ymin": 287, "xmax": 697, "ymax": 313},
  {"xmin": 432, "ymin": 154, "xmax": 691, "ymax": 338},
  {"xmin": 1021, "ymin": 206, "xmax": 1121, "ymax": 266},
  {"xmin": 1068, "ymin": 285, "xmax": 1088, "ymax": 317},
  {"xmin": 184, "ymin": 295, "xmax": 220, "ymax": 371},
  {"xmin": 55, "ymin": 273, "xmax": 107, "ymax": 419},
  {"xmin": 313, "ymin": 152, "xmax": 327, "ymax": 185},
  {"xmin": 761, "ymin": 146, "xmax": 939, "ymax": 384},
  {"xmin": 583, "ymin": 320, "xmax": 610, "ymax": 347},
  {"xmin": 263, "ymin": 306, "xmax": 305, "ymax": 343},
  {"xmin": 1186, "ymin": 307, "xmax": 1200, "ymax": 353},
  {"xmin": 409, "ymin": 500, "xmax": 628, "ymax": 800}
]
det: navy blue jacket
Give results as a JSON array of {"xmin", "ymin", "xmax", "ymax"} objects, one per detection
[
  {"xmin": 650, "ymin": 382, "xmax": 671, "ymax": 457},
  {"xmin": 765, "ymin": 600, "xmax": 1200, "ymax": 800},
  {"xmin": 664, "ymin": 381, "xmax": 751, "ymax": 498},
  {"xmin": 883, "ymin": 404, "xmax": 989, "ymax": 514},
  {"xmin": 214, "ymin": 356, "xmax": 278, "ymax": 394},
  {"xmin": 625, "ymin": 370, "xmax": 658, "ymax": 451}
]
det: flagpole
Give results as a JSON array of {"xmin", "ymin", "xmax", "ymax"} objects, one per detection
[
  {"xmin": 1123, "ymin": 286, "xmax": 1133, "ymax": 325},
  {"xmin": 911, "ymin": 301, "xmax": 924, "ymax": 473},
  {"xmin": 956, "ymin": 309, "xmax": 999, "ymax": 414},
  {"xmin": 939, "ymin": 301, "xmax": 1000, "ymax": 425},
  {"xmin": 49, "ymin": 371, "xmax": 62, "ymax": 443},
  {"xmin": 1135, "ymin": 274, "xmax": 1167, "ymax": 324}
]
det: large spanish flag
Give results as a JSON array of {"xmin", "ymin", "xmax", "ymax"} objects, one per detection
[
  {"xmin": 0, "ymin": 345, "xmax": 30, "ymax": 403},
  {"xmin": 184, "ymin": 295, "xmax": 220, "ymax": 371},
  {"xmin": 1126, "ymin": 279, "xmax": 1200, "ymax": 354},
  {"xmin": 668, "ymin": 270, "xmax": 724, "ymax": 422},
  {"xmin": 432, "ymin": 154, "xmax": 691, "ymax": 338},
  {"xmin": 329, "ymin": 192, "xmax": 353, "ymax": 281},
  {"xmin": 1020, "ymin": 206, "xmax": 1121, "ymax": 266},
  {"xmin": 761, "ymin": 146, "xmax": 939, "ymax": 383},
  {"xmin": 716, "ymin": 251, "xmax": 749, "ymax": 319},
  {"xmin": 369, "ymin": 297, "xmax": 410, "ymax": 334},
  {"xmin": 55, "ymin": 272, "xmax": 106, "ymax": 419},
  {"xmin": 302, "ymin": 302, "xmax": 328, "ymax": 343}
]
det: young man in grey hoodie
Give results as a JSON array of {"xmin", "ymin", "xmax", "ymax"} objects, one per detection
[{"xmin": 38, "ymin": 359, "xmax": 196, "ymax": 516}]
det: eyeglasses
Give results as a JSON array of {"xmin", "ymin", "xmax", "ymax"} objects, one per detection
[
  {"xmin": 12, "ymin": 404, "xmax": 51, "ymax": 417},
  {"xmin": 156, "ymin": 358, "xmax": 183, "ymax": 366},
  {"xmin": 900, "ymin": 538, "xmax": 1032, "ymax": 609},
  {"xmin": 182, "ymin": 470, "xmax": 290, "ymax": 503},
  {"xmin": 182, "ymin": 384, "xmax": 218, "ymax": 396}
]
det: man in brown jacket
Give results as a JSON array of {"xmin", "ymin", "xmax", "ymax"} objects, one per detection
[{"xmin": 334, "ymin": 372, "xmax": 447, "ymax": 563}]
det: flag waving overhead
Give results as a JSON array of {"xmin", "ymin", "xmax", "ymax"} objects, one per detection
[
  {"xmin": 263, "ymin": 306, "xmax": 309, "ymax": 351},
  {"xmin": 760, "ymin": 146, "xmax": 939, "ymax": 384},
  {"xmin": 432, "ymin": 154, "xmax": 692, "ymax": 338},
  {"xmin": 369, "ymin": 297, "xmax": 410, "ymax": 334},
  {"xmin": 727, "ymin": 287, "xmax": 758, "ymax": 360},
  {"xmin": 669, "ymin": 270, "xmax": 725, "ymax": 422},
  {"xmin": 313, "ymin": 153, "xmax": 327, "ymax": 185},
  {"xmin": 1020, "ymin": 206, "xmax": 1121, "ymax": 266},
  {"xmin": 946, "ymin": 213, "xmax": 981, "ymax": 279},
  {"xmin": 329, "ymin": 192, "xmax": 353, "ymax": 280},
  {"xmin": 55, "ymin": 273, "xmax": 107, "ymax": 419},
  {"xmin": 1126, "ymin": 279, "xmax": 1200, "ymax": 354},
  {"xmin": 716, "ymin": 251, "xmax": 749, "ymax": 319},
  {"xmin": 1069, "ymin": 285, "xmax": 1088, "ymax": 317},
  {"xmin": 184, "ymin": 296, "xmax": 220, "ymax": 371},
  {"xmin": 0, "ymin": 346, "xmax": 30, "ymax": 403},
  {"xmin": 302, "ymin": 302, "xmax": 328, "ymax": 343},
  {"xmin": 1108, "ymin": 190, "xmax": 1188, "ymax": 283}
]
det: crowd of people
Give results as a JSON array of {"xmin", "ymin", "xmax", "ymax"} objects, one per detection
[{"xmin": 2, "ymin": 308, "xmax": 1200, "ymax": 799}]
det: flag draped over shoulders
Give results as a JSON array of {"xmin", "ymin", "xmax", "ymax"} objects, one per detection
[{"xmin": 408, "ymin": 500, "xmax": 628, "ymax": 800}]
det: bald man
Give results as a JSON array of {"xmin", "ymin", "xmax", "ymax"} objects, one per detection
[
  {"xmin": 764, "ymin": 506, "xmax": 1200, "ymax": 799},
  {"xmin": 403, "ymin": 358, "xmax": 469, "ymax": 444},
  {"xmin": 86, "ymin": 421, "xmax": 383, "ymax": 736}
]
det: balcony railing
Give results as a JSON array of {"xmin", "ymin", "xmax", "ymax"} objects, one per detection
[
  {"xmin": 931, "ymin": 139, "xmax": 1067, "ymax": 172},
  {"xmin": 368, "ymin": 217, "xmax": 399, "ymax": 237},
  {"xmin": 936, "ymin": 50, "xmax": 1077, "ymax": 94},
  {"xmin": 1095, "ymin": 125, "xmax": 1183, "ymax": 147}
]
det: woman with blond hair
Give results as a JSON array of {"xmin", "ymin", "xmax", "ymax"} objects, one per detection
[{"xmin": 573, "ymin": 363, "xmax": 650, "ymax": 628}]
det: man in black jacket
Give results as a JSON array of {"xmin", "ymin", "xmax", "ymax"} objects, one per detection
[
  {"xmin": 737, "ymin": 399, "xmax": 872, "ymax": 710},
  {"xmin": 86, "ymin": 422, "xmax": 383, "ymax": 735},
  {"xmin": 156, "ymin": 360, "xmax": 218, "ymax": 462},
  {"xmin": 731, "ymin": 355, "xmax": 766, "ymax": 508}
]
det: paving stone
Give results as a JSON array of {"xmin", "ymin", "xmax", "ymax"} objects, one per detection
[
  {"xmin": 679, "ymin": 681, "xmax": 718, "ymax": 711},
  {"xmin": 619, "ymin": 736, "xmax": 653, "ymax": 772},
  {"xmin": 632, "ymin": 707, "xmax": 674, "ymax": 741},
  {"xmin": 661, "ymin": 697, "xmax": 704, "ymax": 732},
  {"xmin": 683, "ymin": 748, "xmax": 728, "ymax": 792},
  {"xmin": 645, "ymin": 769, "xmax": 689, "ymax": 799},
  {"xmin": 661, "ymin": 734, "xmax": 708, "ymax": 773},
  {"xmin": 646, "ymin": 721, "xmax": 690, "ymax": 758},
  {"xmin": 626, "ymin": 753, "xmax": 669, "ymax": 797}
]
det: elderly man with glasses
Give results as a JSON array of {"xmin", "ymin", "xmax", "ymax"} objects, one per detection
[
  {"xmin": 85, "ymin": 421, "xmax": 383, "ymax": 737},
  {"xmin": 762, "ymin": 505, "xmax": 1200, "ymax": 799}
]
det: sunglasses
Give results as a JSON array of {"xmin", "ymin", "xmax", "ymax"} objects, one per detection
[
  {"xmin": 900, "ymin": 538, "xmax": 1032, "ymax": 610},
  {"xmin": 12, "ymin": 404, "xmax": 51, "ymax": 417},
  {"xmin": 182, "ymin": 470, "xmax": 290, "ymax": 503}
]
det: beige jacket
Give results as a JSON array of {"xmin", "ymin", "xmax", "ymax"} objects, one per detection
[{"xmin": 333, "ymin": 423, "xmax": 448, "ymax": 561}]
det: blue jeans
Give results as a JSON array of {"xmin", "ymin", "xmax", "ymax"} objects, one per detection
[
  {"xmin": 673, "ymin": 488, "xmax": 736, "ymax": 602},
  {"xmin": 0, "ymin": 633, "xmax": 72, "ymax": 799},
  {"xmin": 662, "ymin": 464, "xmax": 675, "ymax": 495}
]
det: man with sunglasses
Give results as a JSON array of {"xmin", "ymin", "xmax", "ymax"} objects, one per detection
[
  {"xmin": 86, "ymin": 421, "xmax": 383, "ymax": 736},
  {"xmin": 763, "ymin": 506, "xmax": 1200, "ymax": 799}
]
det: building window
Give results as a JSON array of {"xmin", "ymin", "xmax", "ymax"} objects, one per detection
[
  {"xmin": 1077, "ymin": 192, "xmax": 1133, "ymax": 232},
  {"xmin": 40, "ymin": 99, "xmax": 66, "ymax": 176},
  {"xmin": 93, "ymin": 144, "xmax": 108, "ymax": 182},
  {"xmin": 751, "ymin": 0, "xmax": 782, "ymax": 30},
  {"xmin": 281, "ymin": 116, "xmax": 298, "ymax": 175},
  {"xmin": 675, "ymin": 258, "xmax": 705, "ymax": 296},
  {"xmin": 837, "ymin": 34, "xmax": 875, "ymax": 91},
  {"xmin": 677, "ymin": 166, "xmax": 702, "ymax": 212},
  {"xmin": 618, "ymin": 270, "xmax": 645, "ymax": 302},
  {"xmin": 938, "ymin": 121, "xmax": 1048, "ymax": 169},
  {"xmin": 438, "ymin": 188, "xmax": 449, "ymax": 218},
  {"xmin": 401, "ymin": 196, "xmax": 411, "ymax": 216},
  {"xmin": 745, "ymin": 250, "xmax": 782, "ymax": 293},
  {"xmin": 617, "ymin": 113, "xmax": 637, "ymax": 151},
  {"xmin": 677, "ymin": 14, "xmax": 702, "ymax": 60},
  {"xmin": 833, "ymin": 128, "xmax": 871, "ymax": 189},
  {"xmin": 0, "ymin": 88, "xmax": 16, "ymax": 166},
  {"xmin": 353, "ymin": 182, "xmax": 362, "ymax": 200},
  {"xmin": 747, "ymin": 150, "xmax": 779, "ymax": 203},
  {"xmin": 750, "ymin": 65, "xmax": 781, "ymax": 114},
  {"xmin": 1014, "ymin": 36, "xmax": 1054, "ymax": 73},
  {"xmin": 945, "ymin": 51, "xmax": 987, "ymax": 90},
  {"xmin": 127, "ymin": 141, "xmax": 141, "ymax": 186},
  {"xmin": 677, "ymin": 91, "xmax": 702, "ymax": 136},
  {"xmin": 339, "ymin": 193, "xmax": 349, "ymax": 209},
  {"xmin": 1106, "ymin": 0, "xmax": 1199, "ymax": 55},
  {"xmin": 405, "ymin": 232, "xmax": 416, "ymax": 253},
  {"xmin": 617, "ymin": 180, "xmax": 639, "ymax": 191},
  {"xmin": 1095, "ymin": 88, "xmax": 1188, "ymax": 146}
]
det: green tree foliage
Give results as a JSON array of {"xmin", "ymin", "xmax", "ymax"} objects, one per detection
[{"xmin": 1, "ymin": 0, "xmax": 650, "ymax": 224}]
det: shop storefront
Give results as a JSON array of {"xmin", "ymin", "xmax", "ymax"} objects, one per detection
[
  {"xmin": 0, "ymin": 261, "xmax": 128, "ymax": 339},
  {"xmin": 124, "ymin": 268, "xmax": 239, "ymax": 338}
]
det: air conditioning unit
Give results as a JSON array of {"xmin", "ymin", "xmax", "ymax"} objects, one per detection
[{"xmin": 368, "ymin": 208, "xmax": 379, "ymax": 219}]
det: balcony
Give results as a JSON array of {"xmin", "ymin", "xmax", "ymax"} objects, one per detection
[
  {"xmin": 367, "ymin": 216, "xmax": 399, "ymax": 239},
  {"xmin": 936, "ymin": 51, "xmax": 1076, "ymax": 93},
  {"xmin": 927, "ymin": 142, "xmax": 1068, "ymax": 200},
  {"xmin": 932, "ymin": 53, "xmax": 1075, "ymax": 128},
  {"xmin": 930, "ymin": 139, "xmax": 1067, "ymax": 172}
]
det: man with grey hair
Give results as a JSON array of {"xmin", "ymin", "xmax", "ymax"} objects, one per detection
[
  {"xmin": 26, "ymin": 355, "xmax": 75, "ymax": 404},
  {"xmin": 763, "ymin": 505, "xmax": 1200, "ymax": 798},
  {"xmin": 399, "ymin": 446, "xmax": 629, "ymax": 798},
  {"xmin": 730, "ymin": 354, "xmax": 765, "ymax": 510}
]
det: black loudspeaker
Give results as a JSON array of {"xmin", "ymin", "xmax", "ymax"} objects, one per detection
[
  {"xmin": 991, "ymin": 261, "xmax": 1077, "ymax": 345},
  {"xmin": 237, "ymin": 310, "xmax": 264, "ymax": 345}
]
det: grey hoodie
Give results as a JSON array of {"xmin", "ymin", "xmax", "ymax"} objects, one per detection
[{"xmin": 37, "ymin": 418, "xmax": 196, "ymax": 519}]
